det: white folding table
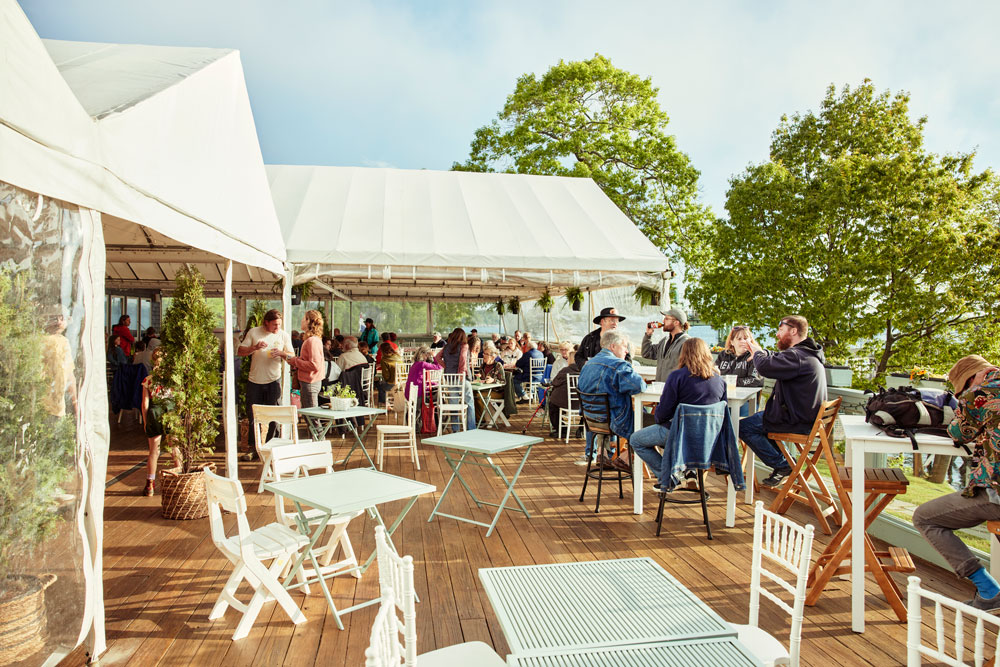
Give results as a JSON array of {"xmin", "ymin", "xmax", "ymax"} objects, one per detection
[
  {"xmin": 470, "ymin": 381, "xmax": 507, "ymax": 428},
  {"xmin": 480, "ymin": 558, "xmax": 737, "ymax": 657},
  {"xmin": 263, "ymin": 468, "xmax": 435, "ymax": 629},
  {"xmin": 423, "ymin": 429, "xmax": 539, "ymax": 537},
  {"xmin": 299, "ymin": 405, "xmax": 385, "ymax": 468},
  {"xmin": 506, "ymin": 638, "xmax": 762, "ymax": 666},
  {"xmin": 840, "ymin": 414, "xmax": 974, "ymax": 633},
  {"xmin": 631, "ymin": 384, "xmax": 761, "ymax": 526}
]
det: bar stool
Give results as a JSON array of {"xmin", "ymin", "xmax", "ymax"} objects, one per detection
[
  {"xmin": 806, "ymin": 465, "xmax": 915, "ymax": 621},
  {"xmin": 767, "ymin": 398, "xmax": 843, "ymax": 534},
  {"xmin": 577, "ymin": 390, "xmax": 632, "ymax": 514}
]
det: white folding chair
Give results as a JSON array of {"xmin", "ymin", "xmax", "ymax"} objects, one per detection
[
  {"xmin": 436, "ymin": 373, "xmax": 468, "ymax": 436},
  {"xmin": 526, "ymin": 356, "xmax": 546, "ymax": 404},
  {"xmin": 252, "ymin": 404, "xmax": 300, "ymax": 493},
  {"xmin": 269, "ymin": 441, "xmax": 363, "ymax": 591},
  {"xmin": 362, "ymin": 362, "xmax": 376, "ymax": 408},
  {"xmin": 204, "ymin": 469, "xmax": 308, "ymax": 640},
  {"xmin": 375, "ymin": 383, "xmax": 420, "ymax": 470},
  {"xmin": 373, "ymin": 526, "xmax": 505, "ymax": 667},
  {"xmin": 402, "ymin": 349, "xmax": 415, "ymax": 363},
  {"xmin": 907, "ymin": 576, "xmax": 1000, "ymax": 666},
  {"xmin": 559, "ymin": 374, "xmax": 582, "ymax": 443},
  {"xmin": 733, "ymin": 501, "xmax": 815, "ymax": 667},
  {"xmin": 482, "ymin": 386, "xmax": 510, "ymax": 429}
]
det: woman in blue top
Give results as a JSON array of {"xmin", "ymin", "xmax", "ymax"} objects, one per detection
[{"xmin": 630, "ymin": 338, "xmax": 726, "ymax": 489}]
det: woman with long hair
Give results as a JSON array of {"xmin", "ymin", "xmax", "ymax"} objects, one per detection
[
  {"xmin": 433, "ymin": 328, "xmax": 477, "ymax": 430},
  {"xmin": 107, "ymin": 333, "xmax": 126, "ymax": 369},
  {"xmin": 140, "ymin": 348, "xmax": 181, "ymax": 495},
  {"xmin": 629, "ymin": 337, "xmax": 726, "ymax": 489},
  {"xmin": 404, "ymin": 346, "xmax": 443, "ymax": 404},
  {"xmin": 715, "ymin": 326, "xmax": 764, "ymax": 388},
  {"xmin": 280, "ymin": 309, "xmax": 325, "ymax": 408}
]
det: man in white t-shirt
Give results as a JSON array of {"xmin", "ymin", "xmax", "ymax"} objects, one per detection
[{"xmin": 237, "ymin": 309, "xmax": 293, "ymax": 461}]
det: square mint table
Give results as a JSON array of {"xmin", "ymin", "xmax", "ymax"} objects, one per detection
[
  {"xmin": 506, "ymin": 638, "xmax": 762, "ymax": 666},
  {"xmin": 264, "ymin": 468, "xmax": 435, "ymax": 629},
  {"xmin": 423, "ymin": 429, "xmax": 540, "ymax": 537},
  {"xmin": 480, "ymin": 558, "xmax": 737, "ymax": 656},
  {"xmin": 299, "ymin": 405, "xmax": 385, "ymax": 468}
]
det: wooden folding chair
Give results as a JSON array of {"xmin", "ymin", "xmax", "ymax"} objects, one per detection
[{"xmin": 767, "ymin": 398, "xmax": 843, "ymax": 535}]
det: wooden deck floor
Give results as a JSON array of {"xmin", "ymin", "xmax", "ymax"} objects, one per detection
[{"xmin": 71, "ymin": 410, "xmax": 984, "ymax": 666}]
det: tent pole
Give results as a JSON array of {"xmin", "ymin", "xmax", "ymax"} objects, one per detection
[
  {"xmin": 426, "ymin": 300, "xmax": 432, "ymax": 336},
  {"xmin": 281, "ymin": 267, "xmax": 293, "ymax": 411},
  {"xmin": 223, "ymin": 261, "xmax": 238, "ymax": 479},
  {"xmin": 326, "ymin": 298, "xmax": 334, "ymax": 334}
]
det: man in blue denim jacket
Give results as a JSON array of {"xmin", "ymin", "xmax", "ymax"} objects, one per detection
[{"xmin": 577, "ymin": 330, "xmax": 647, "ymax": 467}]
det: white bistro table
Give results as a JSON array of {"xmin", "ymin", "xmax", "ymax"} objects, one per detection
[
  {"xmin": 423, "ymin": 429, "xmax": 540, "ymax": 537},
  {"xmin": 264, "ymin": 468, "xmax": 435, "ymax": 629},
  {"xmin": 840, "ymin": 414, "xmax": 972, "ymax": 633},
  {"xmin": 631, "ymin": 384, "xmax": 761, "ymax": 527},
  {"xmin": 480, "ymin": 558, "xmax": 738, "ymax": 657},
  {"xmin": 299, "ymin": 405, "xmax": 385, "ymax": 468},
  {"xmin": 470, "ymin": 381, "xmax": 507, "ymax": 428}
]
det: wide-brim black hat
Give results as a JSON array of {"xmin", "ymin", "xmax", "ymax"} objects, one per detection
[{"xmin": 593, "ymin": 307, "xmax": 626, "ymax": 325}]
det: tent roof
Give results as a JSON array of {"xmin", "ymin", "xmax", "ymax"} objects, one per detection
[{"xmin": 269, "ymin": 165, "xmax": 669, "ymax": 301}]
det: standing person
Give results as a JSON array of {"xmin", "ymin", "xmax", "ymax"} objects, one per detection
[
  {"xmin": 434, "ymin": 328, "xmax": 476, "ymax": 431},
  {"xmin": 281, "ymin": 310, "xmax": 324, "ymax": 409},
  {"xmin": 641, "ymin": 307, "xmax": 691, "ymax": 382},
  {"xmin": 359, "ymin": 317, "xmax": 380, "ymax": 352},
  {"xmin": 291, "ymin": 330, "xmax": 302, "ymax": 354},
  {"xmin": 913, "ymin": 355, "xmax": 1000, "ymax": 611},
  {"xmin": 41, "ymin": 309, "xmax": 77, "ymax": 418},
  {"xmin": 140, "ymin": 348, "xmax": 181, "ymax": 496},
  {"xmin": 112, "ymin": 314, "xmax": 135, "ymax": 358},
  {"xmin": 576, "ymin": 307, "xmax": 628, "ymax": 367},
  {"xmin": 237, "ymin": 309, "xmax": 293, "ymax": 461},
  {"xmin": 739, "ymin": 315, "xmax": 827, "ymax": 487}
]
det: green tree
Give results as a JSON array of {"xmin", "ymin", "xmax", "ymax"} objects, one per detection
[
  {"xmin": 689, "ymin": 81, "xmax": 1000, "ymax": 378},
  {"xmin": 454, "ymin": 53, "xmax": 712, "ymax": 266}
]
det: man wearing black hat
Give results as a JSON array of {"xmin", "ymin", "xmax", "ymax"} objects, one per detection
[
  {"xmin": 576, "ymin": 307, "xmax": 629, "ymax": 368},
  {"xmin": 642, "ymin": 307, "xmax": 692, "ymax": 382}
]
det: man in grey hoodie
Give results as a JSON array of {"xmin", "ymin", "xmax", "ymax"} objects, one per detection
[{"xmin": 641, "ymin": 307, "xmax": 691, "ymax": 382}]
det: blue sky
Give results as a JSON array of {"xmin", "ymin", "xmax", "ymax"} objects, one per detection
[{"xmin": 20, "ymin": 0, "xmax": 1000, "ymax": 215}]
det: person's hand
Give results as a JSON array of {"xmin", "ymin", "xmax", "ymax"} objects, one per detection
[
  {"xmin": 646, "ymin": 322, "xmax": 654, "ymax": 335},
  {"xmin": 746, "ymin": 338, "xmax": 763, "ymax": 355},
  {"xmin": 254, "ymin": 340, "xmax": 268, "ymax": 351}
]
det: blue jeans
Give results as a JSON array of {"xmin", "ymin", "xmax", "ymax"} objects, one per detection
[
  {"xmin": 739, "ymin": 411, "xmax": 788, "ymax": 471},
  {"xmin": 630, "ymin": 423, "xmax": 670, "ymax": 479},
  {"xmin": 444, "ymin": 382, "xmax": 477, "ymax": 432}
]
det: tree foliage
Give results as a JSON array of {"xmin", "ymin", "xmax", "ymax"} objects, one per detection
[
  {"xmin": 157, "ymin": 267, "xmax": 220, "ymax": 472},
  {"xmin": 688, "ymin": 80, "xmax": 1000, "ymax": 377},
  {"xmin": 454, "ymin": 53, "xmax": 712, "ymax": 265}
]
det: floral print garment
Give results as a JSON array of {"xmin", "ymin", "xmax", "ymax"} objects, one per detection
[{"xmin": 951, "ymin": 370, "xmax": 1000, "ymax": 498}]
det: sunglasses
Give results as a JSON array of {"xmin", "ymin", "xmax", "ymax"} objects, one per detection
[{"xmin": 731, "ymin": 325, "xmax": 750, "ymax": 332}]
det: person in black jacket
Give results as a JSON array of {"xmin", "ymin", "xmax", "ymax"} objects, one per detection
[
  {"xmin": 739, "ymin": 315, "xmax": 827, "ymax": 487},
  {"xmin": 715, "ymin": 326, "xmax": 764, "ymax": 404},
  {"xmin": 576, "ymin": 307, "xmax": 629, "ymax": 367}
]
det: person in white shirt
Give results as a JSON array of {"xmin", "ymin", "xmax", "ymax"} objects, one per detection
[{"xmin": 237, "ymin": 309, "xmax": 293, "ymax": 461}]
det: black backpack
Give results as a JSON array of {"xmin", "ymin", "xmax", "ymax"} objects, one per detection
[{"xmin": 864, "ymin": 386, "xmax": 966, "ymax": 452}]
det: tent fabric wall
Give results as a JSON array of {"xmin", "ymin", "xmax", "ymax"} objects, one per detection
[{"xmin": 269, "ymin": 165, "xmax": 670, "ymax": 300}]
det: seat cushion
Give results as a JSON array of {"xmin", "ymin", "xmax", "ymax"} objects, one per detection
[
  {"xmin": 418, "ymin": 641, "xmax": 506, "ymax": 667},
  {"xmin": 376, "ymin": 425, "xmax": 413, "ymax": 434},
  {"xmin": 733, "ymin": 624, "xmax": 789, "ymax": 666}
]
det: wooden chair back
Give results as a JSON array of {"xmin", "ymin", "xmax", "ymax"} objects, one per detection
[{"xmin": 577, "ymin": 390, "xmax": 613, "ymax": 436}]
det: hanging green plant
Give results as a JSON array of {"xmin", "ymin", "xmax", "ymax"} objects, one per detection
[
  {"xmin": 496, "ymin": 300, "xmax": 506, "ymax": 316},
  {"xmin": 633, "ymin": 285, "xmax": 661, "ymax": 308},
  {"xmin": 536, "ymin": 289, "xmax": 554, "ymax": 313},
  {"xmin": 564, "ymin": 287, "xmax": 584, "ymax": 312},
  {"xmin": 507, "ymin": 296, "xmax": 521, "ymax": 315}
]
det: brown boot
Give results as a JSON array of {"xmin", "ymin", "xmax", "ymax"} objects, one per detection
[{"xmin": 142, "ymin": 479, "xmax": 155, "ymax": 496}]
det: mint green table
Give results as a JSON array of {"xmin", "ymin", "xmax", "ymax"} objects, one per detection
[
  {"xmin": 423, "ymin": 429, "xmax": 540, "ymax": 537},
  {"xmin": 299, "ymin": 405, "xmax": 385, "ymax": 468},
  {"xmin": 264, "ymin": 468, "xmax": 435, "ymax": 629}
]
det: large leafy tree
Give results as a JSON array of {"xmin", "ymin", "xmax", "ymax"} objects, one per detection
[
  {"xmin": 688, "ymin": 80, "xmax": 1000, "ymax": 378},
  {"xmin": 454, "ymin": 53, "xmax": 712, "ymax": 266}
]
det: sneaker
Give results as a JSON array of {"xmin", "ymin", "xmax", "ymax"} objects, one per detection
[
  {"xmin": 762, "ymin": 467, "xmax": 792, "ymax": 488},
  {"xmin": 964, "ymin": 591, "xmax": 1000, "ymax": 612},
  {"xmin": 142, "ymin": 479, "xmax": 155, "ymax": 497},
  {"xmin": 239, "ymin": 451, "xmax": 259, "ymax": 462}
]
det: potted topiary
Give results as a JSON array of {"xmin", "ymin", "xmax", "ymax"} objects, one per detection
[
  {"xmin": 156, "ymin": 266, "xmax": 220, "ymax": 520},
  {"xmin": 0, "ymin": 266, "xmax": 75, "ymax": 663},
  {"xmin": 564, "ymin": 287, "xmax": 584, "ymax": 312}
]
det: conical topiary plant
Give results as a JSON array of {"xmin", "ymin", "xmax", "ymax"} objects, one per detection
[{"xmin": 156, "ymin": 266, "xmax": 220, "ymax": 473}]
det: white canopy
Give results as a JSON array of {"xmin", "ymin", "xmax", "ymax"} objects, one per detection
[{"xmin": 268, "ymin": 165, "xmax": 669, "ymax": 301}]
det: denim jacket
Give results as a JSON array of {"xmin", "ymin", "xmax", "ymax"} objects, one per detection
[
  {"xmin": 577, "ymin": 348, "xmax": 647, "ymax": 440},
  {"xmin": 659, "ymin": 401, "xmax": 746, "ymax": 492}
]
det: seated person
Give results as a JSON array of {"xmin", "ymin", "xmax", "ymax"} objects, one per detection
[
  {"xmin": 537, "ymin": 341, "xmax": 556, "ymax": 366},
  {"xmin": 499, "ymin": 336, "xmax": 522, "ymax": 369},
  {"xmin": 133, "ymin": 340, "xmax": 153, "ymax": 373},
  {"xmin": 336, "ymin": 336, "xmax": 369, "ymax": 372},
  {"xmin": 358, "ymin": 341, "xmax": 375, "ymax": 364},
  {"xmin": 430, "ymin": 331, "xmax": 446, "ymax": 349},
  {"xmin": 551, "ymin": 340, "xmax": 572, "ymax": 376},
  {"xmin": 914, "ymin": 355, "xmax": 1000, "ymax": 611},
  {"xmin": 576, "ymin": 330, "xmax": 646, "ymax": 469},
  {"xmin": 377, "ymin": 342, "xmax": 403, "ymax": 404},
  {"xmin": 107, "ymin": 334, "xmax": 127, "ymax": 369},
  {"xmin": 475, "ymin": 341, "xmax": 508, "ymax": 418},
  {"xmin": 715, "ymin": 325, "xmax": 764, "ymax": 416},
  {"xmin": 548, "ymin": 349, "xmax": 582, "ymax": 434},
  {"xmin": 403, "ymin": 346, "xmax": 443, "ymax": 405},
  {"xmin": 631, "ymin": 338, "xmax": 726, "ymax": 489},
  {"xmin": 513, "ymin": 340, "xmax": 544, "ymax": 402}
]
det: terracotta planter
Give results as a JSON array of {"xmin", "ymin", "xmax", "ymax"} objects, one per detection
[
  {"xmin": 0, "ymin": 573, "xmax": 56, "ymax": 663},
  {"xmin": 160, "ymin": 463, "xmax": 215, "ymax": 520}
]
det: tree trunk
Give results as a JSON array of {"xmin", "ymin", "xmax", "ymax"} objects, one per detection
[
  {"xmin": 875, "ymin": 318, "xmax": 895, "ymax": 377},
  {"xmin": 912, "ymin": 453, "xmax": 924, "ymax": 477},
  {"xmin": 927, "ymin": 455, "xmax": 954, "ymax": 485}
]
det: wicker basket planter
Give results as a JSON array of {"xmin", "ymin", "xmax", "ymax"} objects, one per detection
[
  {"xmin": 329, "ymin": 397, "xmax": 358, "ymax": 411},
  {"xmin": 0, "ymin": 573, "xmax": 56, "ymax": 664},
  {"xmin": 160, "ymin": 463, "xmax": 215, "ymax": 520}
]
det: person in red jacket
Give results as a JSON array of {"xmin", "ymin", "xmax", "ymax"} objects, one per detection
[{"xmin": 112, "ymin": 315, "xmax": 135, "ymax": 357}]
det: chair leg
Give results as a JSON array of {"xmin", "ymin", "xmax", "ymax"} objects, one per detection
[
  {"xmin": 579, "ymin": 449, "xmax": 593, "ymax": 503},
  {"xmin": 376, "ymin": 431, "xmax": 384, "ymax": 470},
  {"xmin": 595, "ymin": 436, "xmax": 606, "ymax": 514},
  {"xmin": 655, "ymin": 492, "xmax": 667, "ymax": 536},
  {"xmin": 698, "ymin": 469, "xmax": 713, "ymax": 541},
  {"xmin": 410, "ymin": 433, "xmax": 420, "ymax": 470},
  {"xmin": 209, "ymin": 562, "xmax": 246, "ymax": 621}
]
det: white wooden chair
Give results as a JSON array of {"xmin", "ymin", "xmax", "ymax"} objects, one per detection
[
  {"xmin": 269, "ymin": 441, "xmax": 363, "ymax": 591},
  {"xmin": 204, "ymin": 469, "xmax": 308, "ymax": 640},
  {"xmin": 375, "ymin": 383, "xmax": 420, "ymax": 470},
  {"xmin": 252, "ymin": 404, "xmax": 300, "ymax": 493},
  {"xmin": 393, "ymin": 362, "xmax": 412, "ymax": 385},
  {"xmin": 436, "ymin": 373, "xmax": 468, "ymax": 436},
  {"xmin": 362, "ymin": 362, "xmax": 376, "ymax": 408},
  {"xmin": 402, "ymin": 349, "xmax": 415, "ymax": 363},
  {"xmin": 372, "ymin": 526, "xmax": 506, "ymax": 667},
  {"xmin": 469, "ymin": 356, "xmax": 482, "ymax": 372},
  {"xmin": 525, "ymin": 356, "xmax": 546, "ymax": 404},
  {"xmin": 733, "ymin": 501, "xmax": 815, "ymax": 667},
  {"xmin": 907, "ymin": 576, "xmax": 1000, "ymax": 666},
  {"xmin": 558, "ymin": 374, "xmax": 582, "ymax": 443}
]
